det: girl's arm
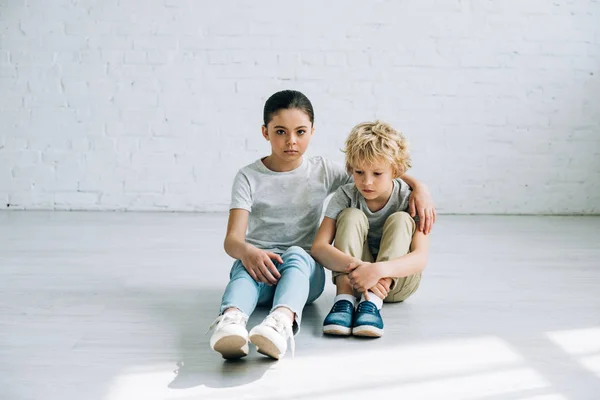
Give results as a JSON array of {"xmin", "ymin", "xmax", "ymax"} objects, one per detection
[
  {"xmin": 311, "ymin": 217, "xmax": 356, "ymax": 272},
  {"xmin": 223, "ymin": 208, "xmax": 253, "ymax": 260},
  {"xmin": 224, "ymin": 209, "xmax": 282, "ymax": 284},
  {"xmin": 399, "ymin": 174, "xmax": 436, "ymax": 235},
  {"xmin": 399, "ymin": 173, "xmax": 421, "ymax": 190}
]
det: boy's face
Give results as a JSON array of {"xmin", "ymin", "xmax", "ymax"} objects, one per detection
[
  {"xmin": 262, "ymin": 108, "xmax": 314, "ymax": 164},
  {"xmin": 352, "ymin": 159, "xmax": 395, "ymax": 202}
]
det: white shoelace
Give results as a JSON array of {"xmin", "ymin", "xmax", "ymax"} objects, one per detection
[
  {"xmin": 262, "ymin": 313, "xmax": 295, "ymax": 358},
  {"xmin": 207, "ymin": 311, "xmax": 248, "ymax": 334}
]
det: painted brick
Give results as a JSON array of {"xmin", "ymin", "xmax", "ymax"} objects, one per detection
[{"xmin": 0, "ymin": 0, "xmax": 598, "ymax": 214}]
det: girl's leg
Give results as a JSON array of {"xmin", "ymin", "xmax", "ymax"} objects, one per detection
[
  {"xmin": 376, "ymin": 211, "xmax": 421, "ymax": 303},
  {"xmin": 271, "ymin": 245, "xmax": 324, "ymax": 328},
  {"xmin": 220, "ymin": 260, "xmax": 261, "ymax": 316},
  {"xmin": 249, "ymin": 246, "xmax": 323, "ymax": 359},
  {"xmin": 211, "ymin": 260, "xmax": 262, "ymax": 360}
]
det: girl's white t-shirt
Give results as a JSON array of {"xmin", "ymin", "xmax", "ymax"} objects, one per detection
[{"xmin": 230, "ymin": 156, "xmax": 351, "ymax": 254}]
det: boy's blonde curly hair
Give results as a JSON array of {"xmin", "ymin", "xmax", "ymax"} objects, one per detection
[{"xmin": 344, "ymin": 120, "xmax": 411, "ymax": 178}]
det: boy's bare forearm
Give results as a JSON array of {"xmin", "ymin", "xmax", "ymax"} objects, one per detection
[
  {"xmin": 379, "ymin": 250, "xmax": 428, "ymax": 278},
  {"xmin": 312, "ymin": 244, "xmax": 356, "ymax": 272}
]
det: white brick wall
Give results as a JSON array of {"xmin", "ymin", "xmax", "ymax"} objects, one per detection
[{"xmin": 1, "ymin": 0, "xmax": 599, "ymax": 214}]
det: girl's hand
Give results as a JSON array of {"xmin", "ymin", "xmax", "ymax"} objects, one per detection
[
  {"xmin": 346, "ymin": 261, "xmax": 384, "ymax": 295},
  {"xmin": 408, "ymin": 184, "xmax": 437, "ymax": 235},
  {"xmin": 241, "ymin": 247, "xmax": 283, "ymax": 285}
]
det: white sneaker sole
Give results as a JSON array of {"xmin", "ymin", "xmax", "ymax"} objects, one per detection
[
  {"xmin": 323, "ymin": 324, "xmax": 352, "ymax": 336},
  {"xmin": 352, "ymin": 325, "xmax": 384, "ymax": 338},
  {"xmin": 249, "ymin": 333, "xmax": 284, "ymax": 360},
  {"xmin": 212, "ymin": 335, "xmax": 249, "ymax": 359}
]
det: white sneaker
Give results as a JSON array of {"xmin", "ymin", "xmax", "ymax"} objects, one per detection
[
  {"xmin": 209, "ymin": 310, "xmax": 249, "ymax": 359},
  {"xmin": 249, "ymin": 313, "xmax": 295, "ymax": 360}
]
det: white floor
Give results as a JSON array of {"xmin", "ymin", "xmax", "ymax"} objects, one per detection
[{"xmin": 1, "ymin": 212, "xmax": 599, "ymax": 400}]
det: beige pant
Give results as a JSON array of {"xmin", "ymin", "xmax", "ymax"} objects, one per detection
[{"xmin": 332, "ymin": 208, "xmax": 421, "ymax": 303}]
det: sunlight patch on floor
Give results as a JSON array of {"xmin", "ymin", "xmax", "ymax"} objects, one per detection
[
  {"xmin": 104, "ymin": 336, "xmax": 553, "ymax": 400},
  {"xmin": 580, "ymin": 354, "xmax": 600, "ymax": 378},
  {"xmin": 546, "ymin": 327, "xmax": 600, "ymax": 380},
  {"xmin": 546, "ymin": 327, "xmax": 600, "ymax": 355}
]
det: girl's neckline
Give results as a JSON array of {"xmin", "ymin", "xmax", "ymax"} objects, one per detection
[{"xmin": 258, "ymin": 156, "xmax": 306, "ymax": 174}]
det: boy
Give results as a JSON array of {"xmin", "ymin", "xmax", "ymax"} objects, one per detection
[{"xmin": 311, "ymin": 121, "xmax": 430, "ymax": 337}]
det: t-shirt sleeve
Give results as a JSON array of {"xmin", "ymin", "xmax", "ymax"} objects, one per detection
[
  {"xmin": 324, "ymin": 158, "xmax": 352, "ymax": 194},
  {"xmin": 324, "ymin": 187, "xmax": 351, "ymax": 220},
  {"xmin": 229, "ymin": 171, "xmax": 252, "ymax": 211}
]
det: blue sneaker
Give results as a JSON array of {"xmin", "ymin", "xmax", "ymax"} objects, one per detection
[
  {"xmin": 352, "ymin": 301, "xmax": 384, "ymax": 337},
  {"xmin": 323, "ymin": 300, "xmax": 355, "ymax": 336}
]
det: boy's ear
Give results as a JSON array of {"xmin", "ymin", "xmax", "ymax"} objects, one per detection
[{"xmin": 261, "ymin": 125, "xmax": 269, "ymax": 141}]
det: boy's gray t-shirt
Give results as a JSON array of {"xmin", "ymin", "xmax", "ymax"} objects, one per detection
[
  {"xmin": 324, "ymin": 179, "xmax": 414, "ymax": 255},
  {"xmin": 230, "ymin": 156, "xmax": 351, "ymax": 254}
]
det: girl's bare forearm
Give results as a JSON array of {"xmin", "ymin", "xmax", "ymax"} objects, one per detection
[
  {"xmin": 399, "ymin": 173, "xmax": 423, "ymax": 190},
  {"xmin": 224, "ymin": 237, "xmax": 252, "ymax": 260}
]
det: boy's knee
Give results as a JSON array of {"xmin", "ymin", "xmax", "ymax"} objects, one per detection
[
  {"xmin": 388, "ymin": 211, "xmax": 413, "ymax": 224},
  {"xmin": 338, "ymin": 208, "xmax": 367, "ymax": 225},
  {"xmin": 336, "ymin": 209, "xmax": 369, "ymax": 238},
  {"xmin": 385, "ymin": 211, "xmax": 416, "ymax": 233}
]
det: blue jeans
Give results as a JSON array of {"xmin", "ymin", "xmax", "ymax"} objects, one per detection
[{"xmin": 220, "ymin": 246, "xmax": 325, "ymax": 329}]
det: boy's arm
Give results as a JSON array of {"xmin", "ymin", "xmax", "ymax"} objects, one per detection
[
  {"xmin": 399, "ymin": 173, "xmax": 436, "ymax": 235},
  {"xmin": 346, "ymin": 230, "xmax": 429, "ymax": 293},
  {"xmin": 378, "ymin": 230, "xmax": 429, "ymax": 278},
  {"xmin": 311, "ymin": 217, "xmax": 357, "ymax": 272}
]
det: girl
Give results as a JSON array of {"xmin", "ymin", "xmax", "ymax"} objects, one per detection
[{"xmin": 209, "ymin": 90, "xmax": 435, "ymax": 360}]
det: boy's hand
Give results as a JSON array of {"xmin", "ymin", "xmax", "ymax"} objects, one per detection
[
  {"xmin": 408, "ymin": 184, "xmax": 436, "ymax": 235},
  {"xmin": 368, "ymin": 278, "xmax": 392, "ymax": 300},
  {"xmin": 346, "ymin": 261, "xmax": 384, "ymax": 295},
  {"xmin": 241, "ymin": 247, "xmax": 282, "ymax": 285}
]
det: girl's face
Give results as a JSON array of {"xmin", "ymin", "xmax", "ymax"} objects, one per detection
[
  {"xmin": 262, "ymin": 108, "xmax": 314, "ymax": 169},
  {"xmin": 352, "ymin": 159, "xmax": 395, "ymax": 203}
]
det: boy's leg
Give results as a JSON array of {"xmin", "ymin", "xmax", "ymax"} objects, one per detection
[
  {"xmin": 211, "ymin": 260, "xmax": 261, "ymax": 359},
  {"xmin": 249, "ymin": 246, "xmax": 324, "ymax": 359},
  {"xmin": 324, "ymin": 208, "xmax": 373, "ymax": 336},
  {"xmin": 377, "ymin": 211, "xmax": 421, "ymax": 303},
  {"xmin": 332, "ymin": 208, "xmax": 373, "ymax": 290},
  {"xmin": 336, "ymin": 211, "xmax": 387, "ymax": 338}
]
